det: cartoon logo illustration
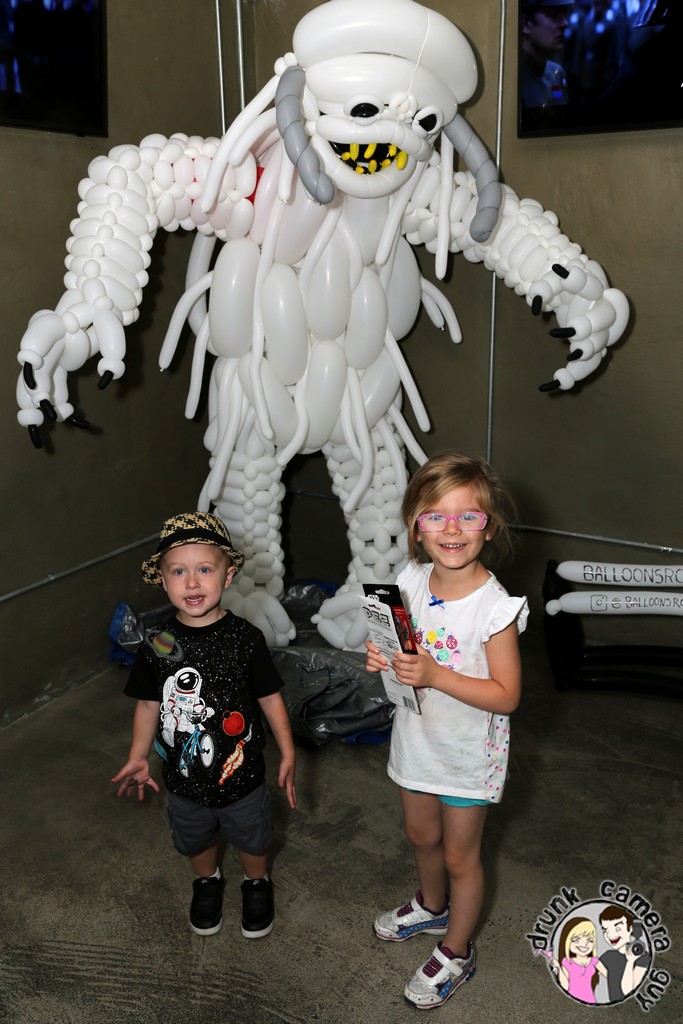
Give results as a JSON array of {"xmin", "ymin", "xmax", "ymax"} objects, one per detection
[{"xmin": 528, "ymin": 882, "xmax": 671, "ymax": 1012}]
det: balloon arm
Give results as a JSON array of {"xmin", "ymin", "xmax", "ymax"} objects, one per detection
[
  {"xmin": 414, "ymin": 178, "xmax": 630, "ymax": 392},
  {"xmin": 15, "ymin": 132, "xmax": 264, "ymax": 443}
]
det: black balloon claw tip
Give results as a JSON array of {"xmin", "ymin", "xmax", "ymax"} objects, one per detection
[
  {"xmin": 552, "ymin": 263, "xmax": 570, "ymax": 279},
  {"xmin": 97, "ymin": 370, "xmax": 114, "ymax": 391},
  {"xmin": 66, "ymin": 414, "xmax": 91, "ymax": 430},
  {"xmin": 567, "ymin": 349, "xmax": 583, "ymax": 362},
  {"xmin": 531, "ymin": 295, "xmax": 542, "ymax": 316},
  {"xmin": 539, "ymin": 379, "xmax": 562, "ymax": 392},
  {"xmin": 28, "ymin": 425, "xmax": 43, "ymax": 449},
  {"xmin": 549, "ymin": 326, "xmax": 576, "ymax": 339},
  {"xmin": 39, "ymin": 398, "xmax": 57, "ymax": 421},
  {"xmin": 23, "ymin": 363, "xmax": 37, "ymax": 390}
]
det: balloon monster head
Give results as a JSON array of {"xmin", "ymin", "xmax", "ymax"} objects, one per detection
[{"xmin": 287, "ymin": 0, "xmax": 478, "ymax": 199}]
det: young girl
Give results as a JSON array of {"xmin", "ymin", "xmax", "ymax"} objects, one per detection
[{"xmin": 366, "ymin": 452, "xmax": 528, "ymax": 1010}]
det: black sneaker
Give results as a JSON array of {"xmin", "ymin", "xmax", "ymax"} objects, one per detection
[
  {"xmin": 190, "ymin": 875, "xmax": 224, "ymax": 936},
  {"xmin": 241, "ymin": 877, "xmax": 274, "ymax": 938}
]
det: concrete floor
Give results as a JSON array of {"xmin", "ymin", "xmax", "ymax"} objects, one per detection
[{"xmin": 0, "ymin": 629, "xmax": 681, "ymax": 1023}]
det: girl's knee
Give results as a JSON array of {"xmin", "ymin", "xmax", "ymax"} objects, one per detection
[
  {"xmin": 443, "ymin": 846, "xmax": 483, "ymax": 880},
  {"xmin": 405, "ymin": 822, "xmax": 442, "ymax": 850}
]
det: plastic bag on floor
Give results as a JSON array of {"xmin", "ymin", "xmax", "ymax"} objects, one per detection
[
  {"xmin": 107, "ymin": 601, "xmax": 174, "ymax": 665},
  {"xmin": 271, "ymin": 646, "xmax": 393, "ymax": 746},
  {"xmin": 275, "ymin": 581, "xmax": 393, "ymax": 744}
]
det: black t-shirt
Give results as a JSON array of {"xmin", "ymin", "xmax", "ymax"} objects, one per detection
[
  {"xmin": 125, "ymin": 612, "xmax": 283, "ymax": 807},
  {"xmin": 600, "ymin": 948, "xmax": 651, "ymax": 1003}
]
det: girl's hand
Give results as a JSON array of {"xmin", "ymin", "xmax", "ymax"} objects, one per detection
[
  {"xmin": 365, "ymin": 640, "xmax": 388, "ymax": 673},
  {"xmin": 391, "ymin": 645, "xmax": 440, "ymax": 688},
  {"xmin": 111, "ymin": 759, "xmax": 160, "ymax": 800}
]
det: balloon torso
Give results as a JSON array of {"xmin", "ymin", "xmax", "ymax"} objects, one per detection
[{"xmin": 206, "ymin": 154, "xmax": 420, "ymax": 453}]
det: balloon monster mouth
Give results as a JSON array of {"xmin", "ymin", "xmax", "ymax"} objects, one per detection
[{"xmin": 329, "ymin": 140, "xmax": 409, "ymax": 174}]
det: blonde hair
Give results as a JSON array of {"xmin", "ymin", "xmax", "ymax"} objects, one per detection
[
  {"xmin": 560, "ymin": 918, "xmax": 597, "ymax": 961},
  {"xmin": 402, "ymin": 452, "xmax": 516, "ymax": 564}
]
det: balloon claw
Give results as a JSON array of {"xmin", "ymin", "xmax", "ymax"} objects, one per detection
[
  {"xmin": 23, "ymin": 363, "xmax": 37, "ymax": 390},
  {"xmin": 531, "ymin": 295, "xmax": 542, "ymax": 316},
  {"xmin": 28, "ymin": 425, "xmax": 43, "ymax": 449},
  {"xmin": 538, "ymin": 379, "xmax": 561, "ymax": 392},
  {"xmin": 66, "ymin": 414, "xmax": 91, "ymax": 430},
  {"xmin": 97, "ymin": 370, "xmax": 114, "ymax": 391},
  {"xmin": 39, "ymin": 398, "xmax": 57, "ymax": 421}
]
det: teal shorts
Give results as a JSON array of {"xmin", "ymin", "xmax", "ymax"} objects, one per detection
[{"xmin": 407, "ymin": 788, "xmax": 489, "ymax": 808}]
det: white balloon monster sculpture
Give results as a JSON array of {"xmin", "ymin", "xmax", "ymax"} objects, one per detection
[{"xmin": 16, "ymin": 0, "xmax": 628, "ymax": 648}]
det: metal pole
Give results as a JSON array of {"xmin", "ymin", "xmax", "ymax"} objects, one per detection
[{"xmin": 486, "ymin": 0, "xmax": 507, "ymax": 463}]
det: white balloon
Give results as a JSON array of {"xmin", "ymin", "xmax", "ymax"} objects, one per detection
[
  {"xmin": 292, "ymin": 0, "xmax": 477, "ymax": 104},
  {"xmin": 386, "ymin": 238, "xmax": 422, "ymax": 340},
  {"xmin": 261, "ymin": 264, "xmax": 309, "ymax": 384},
  {"xmin": 303, "ymin": 340, "xmax": 348, "ymax": 448},
  {"xmin": 343, "ymin": 267, "xmax": 388, "ymax": 369},
  {"xmin": 274, "ymin": 176, "xmax": 328, "ymax": 266},
  {"xmin": 360, "ymin": 351, "xmax": 401, "ymax": 428},
  {"xmin": 305, "ymin": 232, "xmax": 351, "ymax": 341},
  {"xmin": 546, "ymin": 592, "xmax": 683, "ymax": 616},
  {"xmin": 238, "ymin": 353, "xmax": 298, "ymax": 448},
  {"xmin": 341, "ymin": 195, "xmax": 390, "ymax": 266},
  {"xmin": 209, "ymin": 238, "xmax": 260, "ymax": 357},
  {"xmin": 248, "ymin": 145, "xmax": 282, "ymax": 246},
  {"xmin": 555, "ymin": 561, "xmax": 683, "ymax": 588}
]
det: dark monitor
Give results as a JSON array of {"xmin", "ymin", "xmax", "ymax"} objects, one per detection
[
  {"xmin": 518, "ymin": 0, "xmax": 682, "ymax": 138},
  {"xmin": 0, "ymin": 0, "xmax": 107, "ymax": 137}
]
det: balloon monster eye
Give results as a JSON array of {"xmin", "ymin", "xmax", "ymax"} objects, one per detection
[
  {"xmin": 413, "ymin": 106, "xmax": 443, "ymax": 136},
  {"xmin": 350, "ymin": 102, "xmax": 380, "ymax": 119},
  {"xmin": 344, "ymin": 95, "xmax": 385, "ymax": 124}
]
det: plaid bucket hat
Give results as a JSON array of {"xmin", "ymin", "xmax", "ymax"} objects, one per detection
[{"xmin": 141, "ymin": 511, "xmax": 245, "ymax": 587}]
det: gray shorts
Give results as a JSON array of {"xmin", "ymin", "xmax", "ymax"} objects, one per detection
[{"xmin": 167, "ymin": 783, "xmax": 273, "ymax": 857}]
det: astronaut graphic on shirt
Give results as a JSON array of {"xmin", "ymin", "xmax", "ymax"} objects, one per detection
[{"xmin": 160, "ymin": 666, "xmax": 216, "ymax": 747}]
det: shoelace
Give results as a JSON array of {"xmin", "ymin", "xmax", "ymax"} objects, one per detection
[
  {"xmin": 422, "ymin": 955, "xmax": 444, "ymax": 979},
  {"xmin": 397, "ymin": 901, "xmax": 415, "ymax": 918}
]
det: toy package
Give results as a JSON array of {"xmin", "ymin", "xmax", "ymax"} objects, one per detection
[{"xmin": 362, "ymin": 584, "xmax": 422, "ymax": 714}]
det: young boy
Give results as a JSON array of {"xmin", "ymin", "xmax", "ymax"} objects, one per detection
[{"xmin": 112, "ymin": 511, "xmax": 296, "ymax": 939}]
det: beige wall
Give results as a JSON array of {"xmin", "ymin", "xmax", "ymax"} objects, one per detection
[
  {"xmin": 2, "ymin": 1, "xmax": 681, "ymax": 722},
  {"xmin": 0, "ymin": 1, "xmax": 231, "ymax": 722}
]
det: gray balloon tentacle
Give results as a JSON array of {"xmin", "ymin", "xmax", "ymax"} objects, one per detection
[
  {"xmin": 443, "ymin": 114, "xmax": 502, "ymax": 242},
  {"xmin": 275, "ymin": 64, "xmax": 335, "ymax": 205}
]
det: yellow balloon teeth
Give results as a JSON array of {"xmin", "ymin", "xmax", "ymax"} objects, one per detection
[{"xmin": 335, "ymin": 140, "xmax": 409, "ymax": 175}]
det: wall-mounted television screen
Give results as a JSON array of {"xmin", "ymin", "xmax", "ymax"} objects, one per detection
[
  {"xmin": 518, "ymin": 0, "xmax": 682, "ymax": 137},
  {"xmin": 0, "ymin": 0, "xmax": 107, "ymax": 137}
]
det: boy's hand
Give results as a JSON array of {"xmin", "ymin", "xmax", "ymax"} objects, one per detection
[
  {"xmin": 278, "ymin": 755, "xmax": 297, "ymax": 810},
  {"xmin": 111, "ymin": 759, "xmax": 160, "ymax": 800},
  {"xmin": 257, "ymin": 692, "xmax": 297, "ymax": 810}
]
